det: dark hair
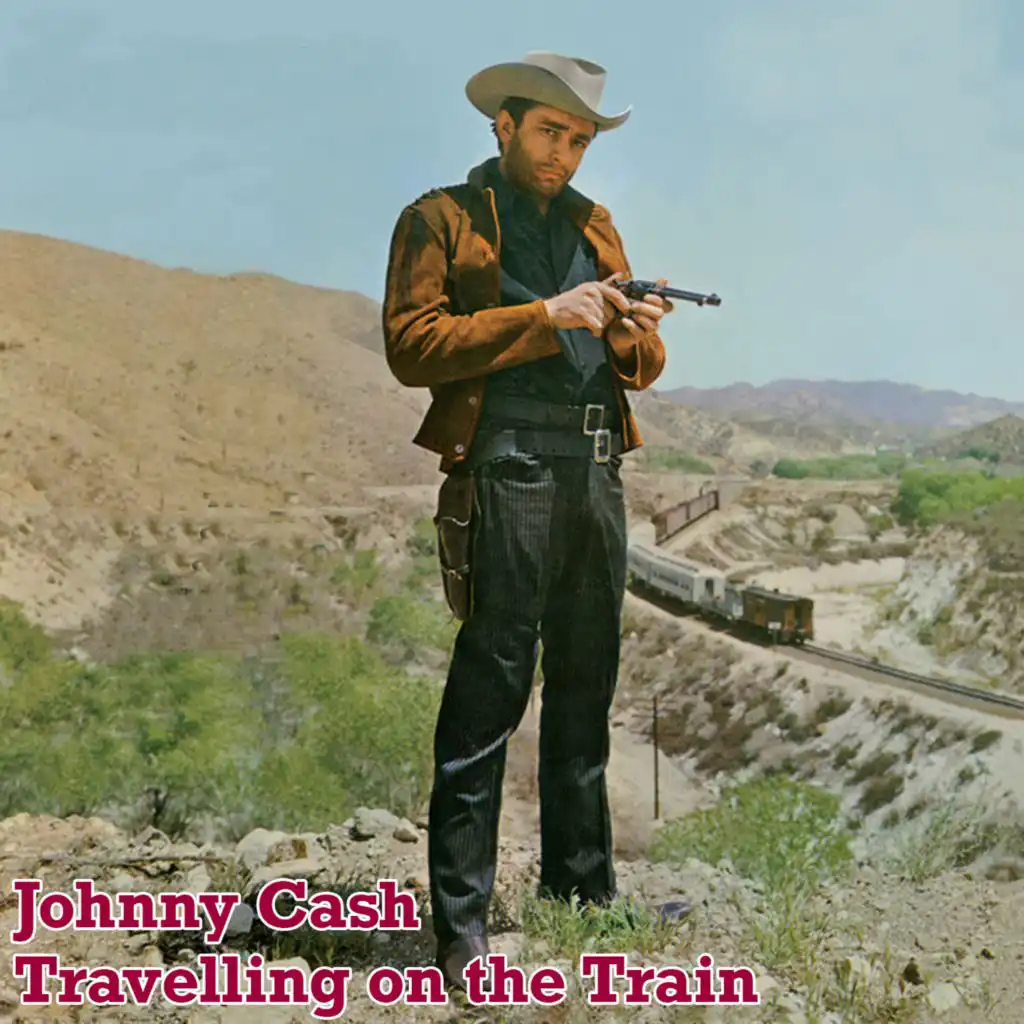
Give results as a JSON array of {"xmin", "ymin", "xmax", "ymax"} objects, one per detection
[{"xmin": 490, "ymin": 96, "xmax": 539, "ymax": 152}]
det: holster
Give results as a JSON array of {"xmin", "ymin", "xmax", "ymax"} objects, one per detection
[{"xmin": 434, "ymin": 471, "xmax": 477, "ymax": 622}]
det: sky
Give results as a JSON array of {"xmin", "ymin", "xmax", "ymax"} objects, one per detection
[{"xmin": 1, "ymin": 0, "xmax": 1021, "ymax": 399}]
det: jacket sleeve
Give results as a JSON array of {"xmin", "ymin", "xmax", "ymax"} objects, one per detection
[
  {"xmin": 602, "ymin": 220, "xmax": 667, "ymax": 391},
  {"xmin": 381, "ymin": 200, "xmax": 563, "ymax": 388}
]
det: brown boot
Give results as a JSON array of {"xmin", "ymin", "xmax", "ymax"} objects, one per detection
[{"xmin": 435, "ymin": 934, "xmax": 490, "ymax": 992}]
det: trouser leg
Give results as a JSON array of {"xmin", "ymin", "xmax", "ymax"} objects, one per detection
[
  {"xmin": 537, "ymin": 456, "xmax": 628, "ymax": 905},
  {"xmin": 427, "ymin": 455, "xmax": 561, "ymax": 944}
]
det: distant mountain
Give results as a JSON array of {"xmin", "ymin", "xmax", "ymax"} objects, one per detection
[{"xmin": 660, "ymin": 380, "xmax": 1024, "ymax": 431}]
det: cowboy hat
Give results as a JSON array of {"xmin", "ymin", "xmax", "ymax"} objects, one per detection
[{"xmin": 465, "ymin": 51, "xmax": 631, "ymax": 132}]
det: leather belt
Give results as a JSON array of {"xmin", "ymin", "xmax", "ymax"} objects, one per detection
[
  {"xmin": 482, "ymin": 394, "xmax": 617, "ymax": 433},
  {"xmin": 470, "ymin": 428, "xmax": 624, "ymax": 465},
  {"xmin": 474, "ymin": 394, "xmax": 622, "ymax": 463}
]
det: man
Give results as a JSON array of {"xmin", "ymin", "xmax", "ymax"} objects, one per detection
[{"xmin": 381, "ymin": 51, "xmax": 690, "ymax": 990}]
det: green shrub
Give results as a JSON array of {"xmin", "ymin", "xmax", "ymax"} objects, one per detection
[
  {"xmin": 367, "ymin": 593, "xmax": 457, "ymax": 656},
  {"xmin": 649, "ymin": 776, "xmax": 853, "ymax": 892},
  {"xmin": 0, "ymin": 599, "xmax": 52, "ymax": 672},
  {"xmin": 891, "ymin": 470, "xmax": 1024, "ymax": 528},
  {"xmin": 772, "ymin": 453, "xmax": 907, "ymax": 481},
  {"xmin": 0, "ymin": 601, "xmax": 442, "ymax": 839},
  {"xmin": 253, "ymin": 633, "xmax": 441, "ymax": 830},
  {"xmin": 641, "ymin": 449, "xmax": 715, "ymax": 474}
]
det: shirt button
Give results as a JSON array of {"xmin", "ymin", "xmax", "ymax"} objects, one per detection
[
  {"xmin": 468, "ymin": 396, "xmax": 478, "ymax": 406},
  {"xmin": 455, "ymin": 444, "xmax": 465, "ymax": 454}
]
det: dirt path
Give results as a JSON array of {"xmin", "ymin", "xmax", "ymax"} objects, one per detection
[{"xmin": 501, "ymin": 686, "xmax": 713, "ymax": 860}]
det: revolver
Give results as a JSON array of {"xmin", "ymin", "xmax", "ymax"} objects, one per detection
[{"xmin": 615, "ymin": 279, "xmax": 722, "ymax": 307}]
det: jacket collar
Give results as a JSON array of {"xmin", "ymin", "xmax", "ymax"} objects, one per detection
[{"xmin": 465, "ymin": 157, "xmax": 603, "ymax": 228}]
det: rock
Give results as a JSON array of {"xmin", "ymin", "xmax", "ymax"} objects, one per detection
[
  {"xmin": 234, "ymin": 829, "xmax": 292, "ymax": 871},
  {"xmin": 185, "ymin": 864, "xmax": 212, "ymax": 893},
  {"xmin": 392, "ymin": 818, "xmax": 420, "ymax": 843},
  {"xmin": 141, "ymin": 946, "xmax": 163, "ymax": 967},
  {"xmin": 982, "ymin": 856, "xmax": 1024, "ymax": 882},
  {"xmin": 491, "ymin": 932, "xmax": 526, "ymax": 964},
  {"xmin": 134, "ymin": 825, "xmax": 173, "ymax": 849},
  {"xmin": 926, "ymin": 982, "xmax": 962, "ymax": 1014},
  {"xmin": 745, "ymin": 705, "xmax": 768, "ymax": 728},
  {"xmin": 125, "ymin": 933, "xmax": 154, "ymax": 955},
  {"xmin": 109, "ymin": 871, "xmax": 138, "ymax": 892},
  {"xmin": 246, "ymin": 858, "xmax": 327, "ymax": 895},
  {"xmin": 351, "ymin": 807, "xmax": 399, "ymax": 840},
  {"xmin": 225, "ymin": 902, "xmax": 255, "ymax": 938},
  {"xmin": 696, "ymin": 723, "xmax": 717, "ymax": 742}
]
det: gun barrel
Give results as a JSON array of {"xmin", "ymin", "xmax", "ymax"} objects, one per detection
[
  {"xmin": 661, "ymin": 286, "xmax": 721, "ymax": 307},
  {"xmin": 619, "ymin": 279, "xmax": 722, "ymax": 307}
]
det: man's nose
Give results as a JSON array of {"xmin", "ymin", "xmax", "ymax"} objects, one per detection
[{"xmin": 551, "ymin": 141, "xmax": 574, "ymax": 167}]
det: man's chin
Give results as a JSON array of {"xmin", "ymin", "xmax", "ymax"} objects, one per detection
[{"xmin": 536, "ymin": 176, "xmax": 567, "ymax": 195}]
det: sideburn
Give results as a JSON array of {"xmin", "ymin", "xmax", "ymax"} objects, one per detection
[{"xmin": 499, "ymin": 135, "xmax": 537, "ymax": 195}]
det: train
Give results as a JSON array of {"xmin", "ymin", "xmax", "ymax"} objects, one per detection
[
  {"xmin": 652, "ymin": 484, "xmax": 719, "ymax": 545},
  {"xmin": 628, "ymin": 488, "xmax": 814, "ymax": 645}
]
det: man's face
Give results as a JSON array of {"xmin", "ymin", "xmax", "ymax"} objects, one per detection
[{"xmin": 497, "ymin": 104, "xmax": 596, "ymax": 199}]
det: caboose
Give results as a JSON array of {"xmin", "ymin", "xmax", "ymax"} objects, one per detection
[{"xmin": 739, "ymin": 585, "xmax": 814, "ymax": 644}]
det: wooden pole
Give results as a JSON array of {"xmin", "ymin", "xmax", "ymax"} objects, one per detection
[{"xmin": 653, "ymin": 694, "xmax": 661, "ymax": 820}]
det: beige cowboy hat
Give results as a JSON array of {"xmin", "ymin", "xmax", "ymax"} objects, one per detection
[{"xmin": 465, "ymin": 51, "xmax": 631, "ymax": 132}]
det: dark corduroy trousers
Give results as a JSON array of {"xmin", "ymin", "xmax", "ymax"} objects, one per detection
[{"xmin": 427, "ymin": 450, "xmax": 628, "ymax": 945}]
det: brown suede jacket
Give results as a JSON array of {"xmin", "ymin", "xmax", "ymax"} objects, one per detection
[{"xmin": 381, "ymin": 159, "xmax": 667, "ymax": 473}]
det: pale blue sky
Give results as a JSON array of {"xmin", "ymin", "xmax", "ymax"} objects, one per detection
[{"xmin": 1, "ymin": 0, "xmax": 1021, "ymax": 398}]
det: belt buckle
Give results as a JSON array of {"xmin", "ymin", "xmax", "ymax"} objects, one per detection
[
  {"xmin": 582, "ymin": 403, "xmax": 605, "ymax": 435},
  {"xmin": 582, "ymin": 404, "xmax": 610, "ymax": 464}
]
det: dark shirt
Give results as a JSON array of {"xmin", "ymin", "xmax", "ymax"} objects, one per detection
[{"xmin": 471, "ymin": 159, "xmax": 622, "ymax": 448}]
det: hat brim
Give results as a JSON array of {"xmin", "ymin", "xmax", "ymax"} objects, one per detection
[{"xmin": 465, "ymin": 62, "xmax": 631, "ymax": 132}]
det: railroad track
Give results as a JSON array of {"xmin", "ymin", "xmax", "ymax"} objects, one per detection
[
  {"xmin": 631, "ymin": 585, "xmax": 1024, "ymax": 721},
  {"xmin": 789, "ymin": 643, "xmax": 1024, "ymax": 719},
  {"xmin": 641, "ymin": 485, "xmax": 1024, "ymax": 720}
]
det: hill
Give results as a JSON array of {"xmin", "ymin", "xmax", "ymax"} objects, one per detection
[
  {"xmin": 628, "ymin": 391, "xmax": 878, "ymax": 471},
  {"xmin": 915, "ymin": 414, "xmax": 1024, "ymax": 466},
  {"xmin": 661, "ymin": 379, "xmax": 1024, "ymax": 432},
  {"xmin": 0, "ymin": 229, "xmax": 440, "ymax": 519}
]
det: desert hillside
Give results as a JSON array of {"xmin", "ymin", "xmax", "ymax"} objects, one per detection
[
  {"xmin": 915, "ymin": 414, "xmax": 1024, "ymax": 466},
  {"xmin": 628, "ymin": 390, "xmax": 876, "ymax": 471},
  {"xmin": 0, "ymin": 229, "xmax": 440, "ymax": 519},
  {"xmin": 662, "ymin": 379, "xmax": 1024, "ymax": 431}
]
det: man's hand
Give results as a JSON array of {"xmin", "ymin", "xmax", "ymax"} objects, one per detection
[
  {"xmin": 543, "ymin": 273, "xmax": 633, "ymax": 336},
  {"xmin": 606, "ymin": 277, "xmax": 675, "ymax": 343}
]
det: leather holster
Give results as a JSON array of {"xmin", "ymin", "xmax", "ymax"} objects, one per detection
[{"xmin": 434, "ymin": 471, "xmax": 477, "ymax": 622}]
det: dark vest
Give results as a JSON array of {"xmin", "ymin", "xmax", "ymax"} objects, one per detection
[{"xmin": 473, "ymin": 161, "xmax": 622, "ymax": 436}]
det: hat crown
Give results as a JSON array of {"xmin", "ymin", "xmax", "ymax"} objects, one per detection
[
  {"xmin": 464, "ymin": 51, "xmax": 631, "ymax": 132},
  {"xmin": 521, "ymin": 52, "xmax": 608, "ymax": 109}
]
